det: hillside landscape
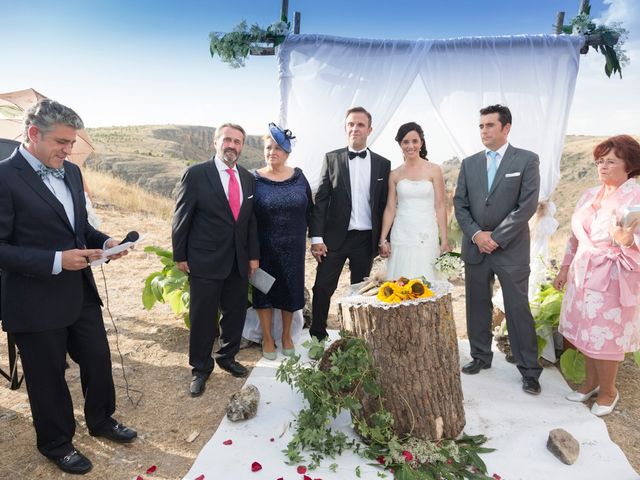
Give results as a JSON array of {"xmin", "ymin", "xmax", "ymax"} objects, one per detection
[
  {"xmin": 86, "ymin": 125, "xmax": 265, "ymax": 197},
  {"xmin": 87, "ymin": 125, "xmax": 619, "ymax": 247}
]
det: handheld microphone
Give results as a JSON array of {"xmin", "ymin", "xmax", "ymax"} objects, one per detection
[{"xmin": 119, "ymin": 231, "xmax": 140, "ymax": 245}]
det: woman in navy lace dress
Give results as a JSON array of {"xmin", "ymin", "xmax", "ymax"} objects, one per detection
[{"xmin": 252, "ymin": 124, "xmax": 313, "ymax": 359}]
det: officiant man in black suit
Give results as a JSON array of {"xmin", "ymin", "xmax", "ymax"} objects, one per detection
[
  {"xmin": 172, "ymin": 123, "xmax": 260, "ymax": 396},
  {"xmin": 0, "ymin": 100, "xmax": 136, "ymax": 475},
  {"xmin": 309, "ymin": 107, "xmax": 391, "ymax": 340}
]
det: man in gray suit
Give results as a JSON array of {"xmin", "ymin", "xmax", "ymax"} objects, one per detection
[{"xmin": 454, "ymin": 104, "xmax": 542, "ymax": 395}]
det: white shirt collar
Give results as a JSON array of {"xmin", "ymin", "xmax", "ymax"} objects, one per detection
[
  {"xmin": 214, "ymin": 156, "xmax": 238, "ymax": 173},
  {"xmin": 485, "ymin": 142, "xmax": 509, "ymax": 158},
  {"xmin": 19, "ymin": 144, "xmax": 50, "ymax": 172}
]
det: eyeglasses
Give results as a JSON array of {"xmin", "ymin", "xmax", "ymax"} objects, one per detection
[{"xmin": 595, "ymin": 158, "xmax": 624, "ymax": 167}]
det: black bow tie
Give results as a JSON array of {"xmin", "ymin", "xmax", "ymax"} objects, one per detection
[{"xmin": 348, "ymin": 150, "xmax": 367, "ymax": 159}]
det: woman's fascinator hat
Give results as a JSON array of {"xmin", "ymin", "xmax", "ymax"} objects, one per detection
[{"xmin": 268, "ymin": 122, "xmax": 296, "ymax": 153}]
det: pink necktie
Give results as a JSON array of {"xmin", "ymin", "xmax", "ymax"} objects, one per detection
[{"xmin": 226, "ymin": 168, "xmax": 240, "ymax": 220}]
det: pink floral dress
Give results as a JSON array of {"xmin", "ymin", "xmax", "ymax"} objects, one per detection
[{"xmin": 559, "ymin": 178, "xmax": 640, "ymax": 361}]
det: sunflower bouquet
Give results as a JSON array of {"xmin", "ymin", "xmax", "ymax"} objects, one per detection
[{"xmin": 376, "ymin": 277, "xmax": 434, "ymax": 303}]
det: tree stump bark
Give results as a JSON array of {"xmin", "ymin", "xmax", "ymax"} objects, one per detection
[{"xmin": 338, "ymin": 293, "xmax": 465, "ymax": 440}]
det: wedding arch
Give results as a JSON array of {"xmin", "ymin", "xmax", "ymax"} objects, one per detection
[
  {"xmin": 277, "ymin": 34, "xmax": 583, "ymax": 198},
  {"xmin": 276, "ymin": 33, "xmax": 585, "ymax": 360}
]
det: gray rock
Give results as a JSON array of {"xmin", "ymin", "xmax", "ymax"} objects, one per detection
[
  {"xmin": 0, "ymin": 410, "xmax": 17, "ymax": 422},
  {"xmin": 547, "ymin": 428, "xmax": 580, "ymax": 465},
  {"xmin": 226, "ymin": 384, "xmax": 260, "ymax": 422}
]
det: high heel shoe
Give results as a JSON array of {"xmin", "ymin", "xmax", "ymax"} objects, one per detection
[
  {"xmin": 565, "ymin": 386, "xmax": 599, "ymax": 402},
  {"xmin": 591, "ymin": 392, "xmax": 619, "ymax": 417},
  {"xmin": 282, "ymin": 347, "xmax": 296, "ymax": 357},
  {"xmin": 262, "ymin": 344, "xmax": 277, "ymax": 361}
]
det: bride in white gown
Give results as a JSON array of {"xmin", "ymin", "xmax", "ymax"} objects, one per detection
[{"xmin": 379, "ymin": 122, "xmax": 451, "ymax": 281}]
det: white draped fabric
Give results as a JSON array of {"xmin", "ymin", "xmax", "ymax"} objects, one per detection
[
  {"xmin": 277, "ymin": 33, "xmax": 583, "ymax": 198},
  {"xmin": 277, "ymin": 34, "xmax": 584, "ymax": 361},
  {"xmin": 277, "ymin": 35, "xmax": 433, "ymax": 188}
]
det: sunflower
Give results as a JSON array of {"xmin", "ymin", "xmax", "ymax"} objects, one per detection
[
  {"xmin": 377, "ymin": 282, "xmax": 404, "ymax": 303},
  {"xmin": 406, "ymin": 279, "xmax": 434, "ymax": 299}
]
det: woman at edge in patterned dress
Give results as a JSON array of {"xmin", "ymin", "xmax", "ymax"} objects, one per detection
[{"xmin": 553, "ymin": 135, "xmax": 640, "ymax": 416}]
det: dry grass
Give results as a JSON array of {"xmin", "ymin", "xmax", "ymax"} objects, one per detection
[{"xmin": 83, "ymin": 166, "xmax": 174, "ymax": 220}]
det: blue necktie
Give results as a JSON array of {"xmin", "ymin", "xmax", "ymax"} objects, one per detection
[
  {"xmin": 487, "ymin": 151, "xmax": 498, "ymax": 189},
  {"xmin": 36, "ymin": 164, "xmax": 65, "ymax": 180}
]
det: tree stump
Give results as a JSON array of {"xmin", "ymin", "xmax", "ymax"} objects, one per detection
[{"xmin": 338, "ymin": 292, "xmax": 465, "ymax": 440}]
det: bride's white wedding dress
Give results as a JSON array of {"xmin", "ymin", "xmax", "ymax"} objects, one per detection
[{"xmin": 385, "ymin": 179, "xmax": 441, "ymax": 281}]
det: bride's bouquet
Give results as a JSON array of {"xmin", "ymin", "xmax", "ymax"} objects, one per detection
[{"xmin": 434, "ymin": 251, "xmax": 463, "ymax": 279}]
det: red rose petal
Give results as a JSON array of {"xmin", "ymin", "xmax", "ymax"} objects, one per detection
[
  {"xmin": 297, "ymin": 465, "xmax": 308, "ymax": 474},
  {"xmin": 136, "ymin": 477, "xmax": 143, "ymax": 480},
  {"xmin": 251, "ymin": 461, "xmax": 262, "ymax": 472},
  {"xmin": 146, "ymin": 465, "xmax": 157, "ymax": 474},
  {"xmin": 493, "ymin": 475, "xmax": 502, "ymax": 480},
  {"xmin": 276, "ymin": 478, "xmax": 283, "ymax": 480},
  {"xmin": 270, "ymin": 437, "xmax": 275, "ymax": 442},
  {"xmin": 447, "ymin": 458, "xmax": 453, "ymax": 464},
  {"xmin": 195, "ymin": 476, "xmax": 205, "ymax": 480},
  {"xmin": 222, "ymin": 439, "xmax": 233, "ymax": 445},
  {"xmin": 402, "ymin": 450, "xmax": 413, "ymax": 462},
  {"xmin": 303, "ymin": 475, "xmax": 312, "ymax": 480},
  {"xmin": 377, "ymin": 455, "xmax": 385, "ymax": 464}
]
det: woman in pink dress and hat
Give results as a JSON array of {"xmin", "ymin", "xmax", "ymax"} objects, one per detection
[{"xmin": 553, "ymin": 135, "xmax": 640, "ymax": 416}]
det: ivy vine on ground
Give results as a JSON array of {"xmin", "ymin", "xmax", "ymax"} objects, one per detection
[{"xmin": 276, "ymin": 333, "xmax": 496, "ymax": 479}]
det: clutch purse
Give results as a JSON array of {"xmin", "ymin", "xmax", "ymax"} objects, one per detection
[
  {"xmin": 621, "ymin": 205, "xmax": 640, "ymax": 227},
  {"xmin": 249, "ymin": 267, "xmax": 276, "ymax": 294}
]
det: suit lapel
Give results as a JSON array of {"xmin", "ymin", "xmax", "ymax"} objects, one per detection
[
  {"xmin": 488, "ymin": 145, "xmax": 514, "ymax": 196},
  {"xmin": 64, "ymin": 162, "xmax": 85, "ymax": 234},
  {"xmin": 237, "ymin": 166, "xmax": 253, "ymax": 220},
  {"xmin": 204, "ymin": 160, "xmax": 234, "ymax": 221},
  {"xmin": 338, "ymin": 149, "xmax": 352, "ymax": 203},
  {"xmin": 369, "ymin": 151, "xmax": 380, "ymax": 208},
  {"xmin": 13, "ymin": 154, "xmax": 74, "ymax": 232}
]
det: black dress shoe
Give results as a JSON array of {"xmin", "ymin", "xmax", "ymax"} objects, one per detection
[
  {"xmin": 461, "ymin": 359, "xmax": 491, "ymax": 375},
  {"xmin": 190, "ymin": 374, "xmax": 208, "ymax": 397},
  {"xmin": 216, "ymin": 359, "xmax": 249, "ymax": 378},
  {"xmin": 50, "ymin": 449, "xmax": 92, "ymax": 475},
  {"xmin": 522, "ymin": 376, "xmax": 541, "ymax": 395},
  {"xmin": 90, "ymin": 422, "xmax": 137, "ymax": 443}
]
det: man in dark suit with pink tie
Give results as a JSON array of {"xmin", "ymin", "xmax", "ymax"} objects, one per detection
[{"xmin": 172, "ymin": 123, "xmax": 260, "ymax": 397}]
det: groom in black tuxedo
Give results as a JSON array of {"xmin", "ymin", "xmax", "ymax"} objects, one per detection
[
  {"xmin": 309, "ymin": 107, "xmax": 391, "ymax": 340},
  {"xmin": 0, "ymin": 100, "xmax": 136, "ymax": 475}
]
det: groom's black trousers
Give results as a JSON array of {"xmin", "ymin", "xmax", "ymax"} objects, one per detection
[{"xmin": 310, "ymin": 230, "xmax": 373, "ymax": 340}]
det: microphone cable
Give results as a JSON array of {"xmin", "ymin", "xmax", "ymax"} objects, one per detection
[{"xmin": 98, "ymin": 264, "xmax": 143, "ymax": 407}]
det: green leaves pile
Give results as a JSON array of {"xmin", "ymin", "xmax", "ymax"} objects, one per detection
[
  {"xmin": 531, "ymin": 283, "xmax": 563, "ymax": 356},
  {"xmin": 209, "ymin": 19, "xmax": 290, "ymax": 68},
  {"xmin": 142, "ymin": 246, "xmax": 190, "ymax": 327},
  {"xmin": 276, "ymin": 333, "xmax": 495, "ymax": 479}
]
